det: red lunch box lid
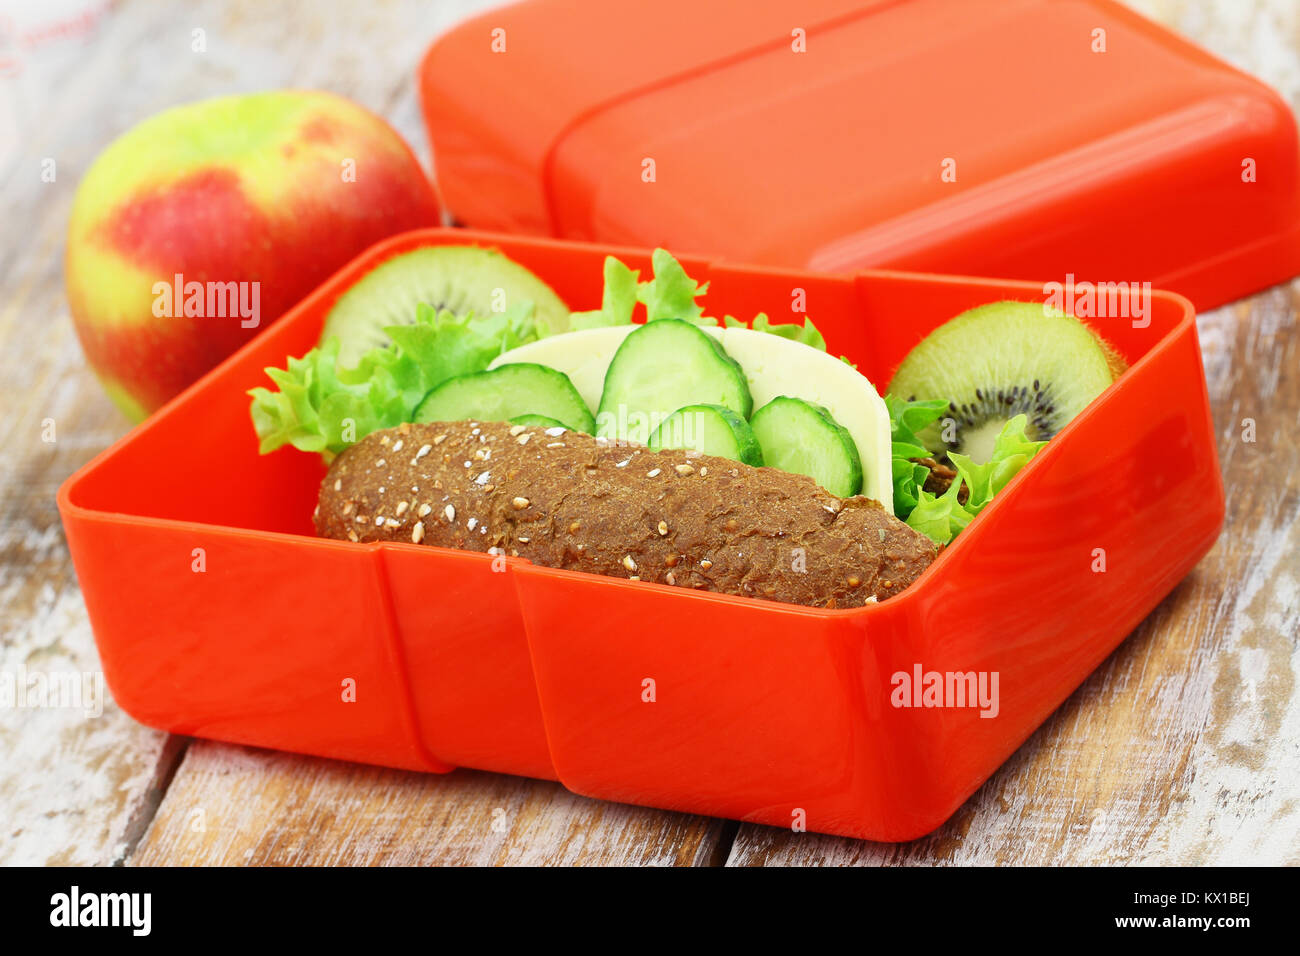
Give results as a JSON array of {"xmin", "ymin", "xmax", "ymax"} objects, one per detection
[{"xmin": 419, "ymin": 0, "xmax": 1300, "ymax": 312}]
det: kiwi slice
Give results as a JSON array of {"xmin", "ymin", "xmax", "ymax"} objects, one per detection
[
  {"xmin": 887, "ymin": 301, "xmax": 1126, "ymax": 464},
  {"xmin": 320, "ymin": 245, "xmax": 571, "ymax": 368}
]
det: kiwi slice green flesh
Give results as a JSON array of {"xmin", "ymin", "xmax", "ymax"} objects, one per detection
[
  {"xmin": 887, "ymin": 301, "xmax": 1122, "ymax": 464},
  {"xmin": 320, "ymin": 245, "xmax": 571, "ymax": 368}
]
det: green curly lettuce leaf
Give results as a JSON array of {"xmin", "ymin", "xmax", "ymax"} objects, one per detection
[
  {"xmin": 905, "ymin": 478, "xmax": 974, "ymax": 546},
  {"xmin": 723, "ymin": 313, "xmax": 827, "ymax": 351},
  {"xmin": 569, "ymin": 257, "xmax": 640, "ymax": 330},
  {"xmin": 886, "ymin": 400, "xmax": 1047, "ymax": 544},
  {"xmin": 638, "ymin": 248, "xmax": 711, "ymax": 324},
  {"xmin": 950, "ymin": 414, "xmax": 1048, "ymax": 516},
  {"xmin": 885, "ymin": 395, "xmax": 950, "ymax": 520},
  {"xmin": 567, "ymin": 249, "xmax": 829, "ymax": 345},
  {"xmin": 249, "ymin": 302, "xmax": 542, "ymax": 459}
]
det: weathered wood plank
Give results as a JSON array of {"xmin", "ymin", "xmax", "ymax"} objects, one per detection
[
  {"xmin": 131, "ymin": 741, "xmax": 729, "ymax": 866},
  {"xmin": 0, "ymin": 212, "xmax": 173, "ymax": 865}
]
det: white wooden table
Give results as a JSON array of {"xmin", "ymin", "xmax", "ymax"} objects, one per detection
[{"xmin": 1, "ymin": 0, "xmax": 1297, "ymax": 866}]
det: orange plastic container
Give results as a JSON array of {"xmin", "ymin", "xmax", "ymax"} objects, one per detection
[
  {"xmin": 420, "ymin": 0, "xmax": 1300, "ymax": 312},
  {"xmin": 58, "ymin": 228, "xmax": 1223, "ymax": 840}
]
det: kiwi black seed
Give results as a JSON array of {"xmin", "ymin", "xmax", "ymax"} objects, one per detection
[
  {"xmin": 319, "ymin": 245, "xmax": 571, "ymax": 368},
  {"xmin": 887, "ymin": 301, "xmax": 1125, "ymax": 465}
]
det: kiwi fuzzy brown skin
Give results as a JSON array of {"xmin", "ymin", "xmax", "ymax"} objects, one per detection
[
  {"xmin": 1091, "ymin": 328, "xmax": 1129, "ymax": 380},
  {"xmin": 887, "ymin": 301, "xmax": 1125, "ymax": 464}
]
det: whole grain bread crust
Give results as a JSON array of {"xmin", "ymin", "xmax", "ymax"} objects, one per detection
[{"xmin": 315, "ymin": 420, "xmax": 937, "ymax": 608}]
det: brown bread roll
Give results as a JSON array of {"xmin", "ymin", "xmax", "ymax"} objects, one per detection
[{"xmin": 315, "ymin": 420, "xmax": 937, "ymax": 608}]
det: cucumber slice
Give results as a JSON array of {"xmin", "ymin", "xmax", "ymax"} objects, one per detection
[
  {"xmin": 597, "ymin": 319, "xmax": 751, "ymax": 444},
  {"xmin": 413, "ymin": 363, "xmax": 596, "ymax": 433},
  {"xmin": 648, "ymin": 404, "xmax": 764, "ymax": 465},
  {"xmin": 491, "ymin": 326, "xmax": 634, "ymax": 410},
  {"xmin": 750, "ymin": 396, "xmax": 863, "ymax": 497},
  {"xmin": 719, "ymin": 328, "xmax": 891, "ymax": 510},
  {"xmin": 509, "ymin": 414, "xmax": 568, "ymax": 429}
]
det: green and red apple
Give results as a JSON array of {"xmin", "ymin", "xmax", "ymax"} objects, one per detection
[{"xmin": 65, "ymin": 90, "xmax": 441, "ymax": 420}]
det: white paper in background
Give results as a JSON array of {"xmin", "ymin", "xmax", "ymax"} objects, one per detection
[{"xmin": 0, "ymin": 0, "xmax": 112, "ymax": 175}]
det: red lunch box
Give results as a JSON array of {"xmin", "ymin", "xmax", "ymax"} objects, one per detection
[
  {"xmin": 421, "ymin": 0, "xmax": 1300, "ymax": 312},
  {"xmin": 58, "ymin": 228, "xmax": 1224, "ymax": 840}
]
